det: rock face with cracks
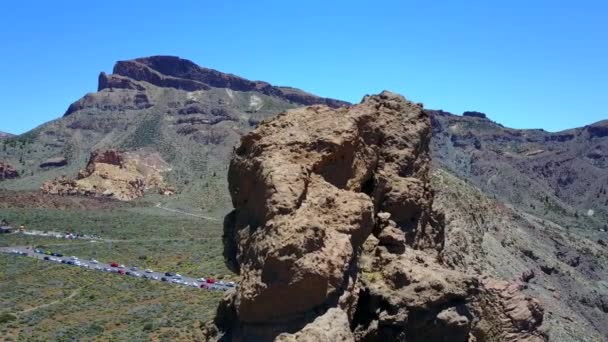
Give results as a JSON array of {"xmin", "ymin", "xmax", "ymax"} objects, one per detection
[{"xmin": 205, "ymin": 92, "xmax": 547, "ymax": 341}]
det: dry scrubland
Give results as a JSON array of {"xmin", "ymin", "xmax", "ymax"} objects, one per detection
[{"xmin": 0, "ymin": 205, "xmax": 232, "ymax": 341}]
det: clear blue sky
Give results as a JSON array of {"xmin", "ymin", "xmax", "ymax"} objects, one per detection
[{"xmin": 1, "ymin": 1, "xmax": 607, "ymax": 134}]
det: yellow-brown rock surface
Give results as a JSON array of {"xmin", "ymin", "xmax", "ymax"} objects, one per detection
[{"xmin": 41, "ymin": 149, "xmax": 174, "ymax": 201}]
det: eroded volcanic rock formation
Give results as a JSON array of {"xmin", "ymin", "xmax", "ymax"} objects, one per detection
[
  {"xmin": 205, "ymin": 92, "xmax": 547, "ymax": 341},
  {"xmin": 64, "ymin": 56, "xmax": 349, "ymax": 117},
  {"xmin": 41, "ymin": 149, "xmax": 174, "ymax": 201},
  {"xmin": 0, "ymin": 162, "xmax": 18, "ymax": 180}
]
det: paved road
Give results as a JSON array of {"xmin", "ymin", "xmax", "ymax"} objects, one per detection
[{"xmin": 0, "ymin": 246, "xmax": 235, "ymax": 292}]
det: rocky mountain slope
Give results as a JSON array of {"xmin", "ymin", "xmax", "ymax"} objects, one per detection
[
  {"xmin": 0, "ymin": 56, "xmax": 348, "ymax": 211},
  {"xmin": 430, "ymin": 111, "xmax": 608, "ymax": 231},
  {"xmin": 0, "ymin": 131, "xmax": 14, "ymax": 139},
  {"xmin": 433, "ymin": 169, "xmax": 608, "ymax": 341},
  {"xmin": 205, "ymin": 92, "xmax": 546, "ymax": 341}
]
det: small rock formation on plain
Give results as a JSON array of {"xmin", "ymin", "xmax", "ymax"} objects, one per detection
[
  {"xmin": 0, "ymin": 162, "xmax": 18, "ymax": 180},
  {"xmin": 41, "ymin": 149, "xmax": 174, "ymax": 201},
  {"xmin": 205, "ymin": 92, "xmax": 547, "ymax": 341}
]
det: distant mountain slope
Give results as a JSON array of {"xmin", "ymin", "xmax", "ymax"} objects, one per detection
[
  {"xmin": 0, "ymin": 131, "xmax": 14, "ymax": 139},
  {"xmin": 430, "ymin": 111, "xmax": 608, "ymax": 230},
  {"xmin": 0, "ymin": 56, "xmax": 349, "ymax": 211}
]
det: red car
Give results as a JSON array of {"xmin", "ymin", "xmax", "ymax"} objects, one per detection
[
  {"xmin": 206, "ymin": 278, "xmax": 215, "ymax": 284},
  {"xmin": 110, "ymin": 262, "xmax": 119, "ymax": 267},
  {"xmin": 117, "ymin": 270, "xmax": 125, "ymax": 275}
]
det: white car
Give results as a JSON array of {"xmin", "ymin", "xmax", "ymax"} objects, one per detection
[
  {"xmin": 95, "ymin": 266, "xmax": 102, "ymax": 270},
  {"xmin": 174, "ymin": 274, "xmax": 182, "ymax": 278},
  {"xmin": 90, "ymin": 259, "xmax": 98, "ymax": 264},
  {"xmin": 151, "ymin": 276, "xmax": 159, "ymax": 280},
  {"xmin": 145, "ymin": 269, "xmax": 153, "ymax": 273},
  {"xmin": 196, "ymin": 278, "xmax": 206, "ymax": 282},
  {"xmin": 118, "ymin": 264, "xmax": 125, "ymax": 268},
  {"xmin": 70, "ymin": 256, "xmax": 78, "ymax": 260}
]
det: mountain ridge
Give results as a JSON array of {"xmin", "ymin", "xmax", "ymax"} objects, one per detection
[{"xmin": 63, "ymin": 55, "xmax": 349, "ymax": 117}]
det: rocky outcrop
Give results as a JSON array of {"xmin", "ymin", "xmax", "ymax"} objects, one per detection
[
  {"xmin": 462, "ymin": 111, "xmax": 487, "ymax": 119},
  {"xmin": 64, "ymin": 90, "xmax": 153, "ymax": 116},
  {"xmin": 205, "ymin": 92, "xmax": 546, "ymax": 341},
  {"xmin": 108, "ymin": 56, "xmax": 349, "ymax": 108},
  {"xmin": 0, "ymin": 162, "xmax": 18, "ymax": 180},
  {"xmin": 98, "ymin": 72, "xmax": 146, "ymax": 91},
  {"xmin": 41, "ymin": 149, "xmax": 174, "ymax": 201},
  {"xmin": 586, "ymin": 120, "xmax": 608, "ymax": 138},
  {"xmin": 39, "ymin": 156, "xmax": 67, "ymax": 168}
]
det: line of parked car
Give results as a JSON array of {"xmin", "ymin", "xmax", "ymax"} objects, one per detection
[{"xmin": 8, "ymin": 248, "xmax": 237, "ymax": 291}]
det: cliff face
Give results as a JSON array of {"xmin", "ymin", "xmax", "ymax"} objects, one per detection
[{"xmin": 205, "ymin": 92, "xmax": 546, "ymax": 341}]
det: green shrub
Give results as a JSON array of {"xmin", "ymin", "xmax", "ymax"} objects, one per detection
[{"xmin": 0, "ymin": 312, "xmax": 17, "ymax": 324}]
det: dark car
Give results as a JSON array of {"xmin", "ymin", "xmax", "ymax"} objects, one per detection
[
  {"xmin": 52, "ymin": 253, "xmax": 63, "ymax": 257},
  {"xmin": 164, "ymin": 272, "xmax": 175, "ymax": 277},
  {"xmin": 43, "ymin": 256, "xmax": 50, "ymax": 260},
  {"xmin": 161, "ymin": 277, "xmax": 168, "ymax": 282},
  {"xmin": 61, "ymin": 260, "xmax": 68, "ymax": 264},
  {"xmin": 125, "ymin": 271, "xmax": 132, "ymax": 276}
]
